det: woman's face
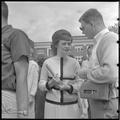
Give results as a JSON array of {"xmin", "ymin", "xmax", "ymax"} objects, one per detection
[{"xmin": 56, "ymin": 40, "xmax": 72, "ymax": 55}]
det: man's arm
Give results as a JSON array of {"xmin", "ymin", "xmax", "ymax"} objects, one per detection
[
  {"xmin": 87, "ymin": 39, "xmax": 118, "ymax": 84},
  {"xmin": 14, "ymin": 55, "xmax": 29, "ymax": 117}
]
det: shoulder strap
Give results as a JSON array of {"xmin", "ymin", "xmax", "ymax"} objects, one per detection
[
  {"xmin": 60, "ymin": 57, "xmax": 63, "ymax": 103},
  {"xmin": 60, "ymin": 57, "xmax": 63, "ymax": 80}
]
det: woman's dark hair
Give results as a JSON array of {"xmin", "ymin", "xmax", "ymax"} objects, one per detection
[{"xmin": 51, "ymin": 29, "xmax": 72, "ymax": 55}]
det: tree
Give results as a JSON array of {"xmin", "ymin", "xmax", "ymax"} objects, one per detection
[{"xmin": 108, "ymin": 23, "xmax": 118, "ymax": 34}]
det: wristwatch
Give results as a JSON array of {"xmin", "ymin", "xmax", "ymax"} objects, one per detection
[{"xmin": 18, "ymin": 110, "xmax": 28, "ymax": 116}]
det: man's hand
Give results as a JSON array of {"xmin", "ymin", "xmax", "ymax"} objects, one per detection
[{"xmin": 78, "ymin": 69, "xmax": 88, "ymax": 79}]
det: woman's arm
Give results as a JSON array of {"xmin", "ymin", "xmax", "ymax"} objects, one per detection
[{"xmin": 39, "ymin": 61, "xmax": 49, "ymax": 91}]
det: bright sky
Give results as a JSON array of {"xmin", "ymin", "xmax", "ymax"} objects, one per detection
[{"xmin": 6, "ymin": 2, "xmax": 119, "ymax": 42}]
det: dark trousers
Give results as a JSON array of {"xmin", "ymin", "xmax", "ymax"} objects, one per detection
[
  {"xmin": 89, "ymin": 98, "xmax": 118, "ymax": 119},
  {"xmin": 87, "ymin": 99, "xmax": 91, "ymax": 119},
  {"xmin": 35, "ymin": 88, "xmax": 46, "ymax": 119}
]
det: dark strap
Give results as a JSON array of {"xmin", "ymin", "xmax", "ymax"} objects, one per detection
[
  {"xmin": 45, "ymin": 98, "xmax": 78, "ymax": 105},
  {"xmin": 60, "ymin": 57, "xmax": 63, "ymax": 103},
  {"xmin": 60, "ymin": 57, "xmax": 63, "ymax": 81}
]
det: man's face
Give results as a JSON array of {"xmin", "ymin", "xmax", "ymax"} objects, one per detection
[{"xmin": 79, "ymin": 20, "xmax": 94, "ymax": 39}]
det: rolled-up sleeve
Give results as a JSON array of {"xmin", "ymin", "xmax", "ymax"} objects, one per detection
[{"xmin": 10, "ymin": 30, "xmax": 30, "ymax": 62}]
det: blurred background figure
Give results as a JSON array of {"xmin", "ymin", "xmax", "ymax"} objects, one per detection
[
  {"xmin": 81, "ymin": 45, "xmax": 93, "ymax": 69},
  {"xmin": 80, "ymin": 45, "xmax": 93, "ymax": 119},
  {"xmin": 35, "ymin": 54, "xmax": 48, "ymax": 119},
  {"xmin": 27, "ymin": 46, "xmax": 39, "ymax": 118}
]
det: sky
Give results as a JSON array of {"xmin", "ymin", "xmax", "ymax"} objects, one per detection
[{"xmin": 6, "ymin": 2, "xmax": 119, "ymax": 42}]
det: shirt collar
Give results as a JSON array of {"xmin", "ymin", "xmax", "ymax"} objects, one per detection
[{"xmin": 94, "ymin": 28, "xmax": 109, "ymax": 44}]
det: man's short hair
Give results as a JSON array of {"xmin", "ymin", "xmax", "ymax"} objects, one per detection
[
  {"xmin": 79, "ymin": 8, "xmax": 104, "ymax": 25},
  {"xmin": 2, "ymin": 2, "xmax": 8, "ymax": 20}
]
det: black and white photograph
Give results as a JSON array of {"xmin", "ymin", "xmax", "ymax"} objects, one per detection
[{"xmin": 2, "ymin": 1, "xmax": 119, "ymax": 119}]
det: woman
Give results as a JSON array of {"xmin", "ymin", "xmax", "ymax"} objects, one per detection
[{"xmin": 39, "ymin": 29, "xmax": 85, "ymax": 118}]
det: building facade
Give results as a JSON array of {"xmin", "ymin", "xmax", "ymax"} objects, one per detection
[{"xmin": 34, "ymin": 36, "xmax": 94, "ymax": 62}]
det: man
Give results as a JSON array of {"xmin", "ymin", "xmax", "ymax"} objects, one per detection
[
  {"xmin": 2, "ymin": 2, "xmax": 30, "ymax": 118},
  {"xmin": 78, "ymin": 8, "xmax": 118, "ymax": 118}
]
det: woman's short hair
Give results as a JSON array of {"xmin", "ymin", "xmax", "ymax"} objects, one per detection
[
  {"xmin": 51, "ymin": 29, "xmax": 72, "ymax": 55},
  {"xmin": 79, "ymin": 8, "xmax": 104, "ymax": 25},
  {"xmin": 2, "ymin": 2, "xmax": 8, "ymax": 20}
]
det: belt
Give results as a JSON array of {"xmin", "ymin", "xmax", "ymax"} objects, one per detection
[
  {"xmin": 45, "ymin": 98, "xmax": 78, "ymax": 105},
  {"xmin": 2, "ymin": 88, "xmax": 16, "ymax": 92}
]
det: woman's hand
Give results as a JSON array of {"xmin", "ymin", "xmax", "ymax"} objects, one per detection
[
  {"xmin": 47, "ymin": 74, "xmax": 62, "ymax": 89},
  {"xmin": 59, "ymin": 84, "xmax": 73, "ymax": 94},
  {"xmin": 47, "ymin": 79, "xmax": 60, "ymax": 89},
  {"xmin": 59, "ymin": 84, "xmax": 71, "ymax": 91}
]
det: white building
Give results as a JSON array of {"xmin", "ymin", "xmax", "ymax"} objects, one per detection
[{"xmin": 34, "ymin": 36, "xmax": 93, "ymax": 62}]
